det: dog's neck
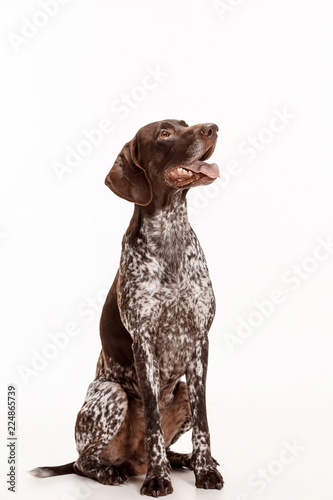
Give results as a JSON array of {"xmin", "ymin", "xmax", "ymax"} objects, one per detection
[{"xmin": 128, "ymin": 190, "xmax": 190, "ymax": 272}]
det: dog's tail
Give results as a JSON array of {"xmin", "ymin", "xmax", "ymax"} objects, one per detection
[{"xmin": 28, "ymin": 461, "xmax": 75, "ymax": 478}]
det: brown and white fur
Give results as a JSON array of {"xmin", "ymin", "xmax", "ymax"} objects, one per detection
[{"xmin": 29, "ymin": 120, "xmax": 224, "ymax": 496}]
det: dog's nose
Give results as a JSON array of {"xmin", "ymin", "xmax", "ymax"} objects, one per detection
[{"xmin": 200, "ymin": 123, "xmax": 219, "ymax": 139}]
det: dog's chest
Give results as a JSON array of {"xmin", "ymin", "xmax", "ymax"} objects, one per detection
[
  {"xmin": 152, "ymin": 267, "xmax": 213, "ymax": 381},
  {"xmin": 118, "ymin": 210, "xmax": 215, "ymax": 379}
]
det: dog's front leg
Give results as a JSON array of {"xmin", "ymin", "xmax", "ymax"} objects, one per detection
[
  {"xmin": 132, "ymin": 336, "xmax": 173, "ymax": 497},
  {"xmin": 186, "ymin": 337, "xmax": 224, "ymax": 490}
]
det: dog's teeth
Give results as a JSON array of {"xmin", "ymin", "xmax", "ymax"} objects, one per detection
[{"xmin": 177, "ymin": 167, "xmax": 183, "ymax": 172}]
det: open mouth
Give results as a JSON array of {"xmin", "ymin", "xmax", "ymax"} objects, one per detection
[{"xmin": 166, "ymin": 146, "xmax": 219, "ymax": 187}]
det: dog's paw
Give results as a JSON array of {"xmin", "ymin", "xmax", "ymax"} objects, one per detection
[
  {"xmin": 167, "ymin": 451, "xmax": 193, "ymax": 470},
  {"xmin": 96, "ymin": 465, "xmax": 129, "ymax": 485},
  {"xmin": 140, "ymin": 476, "xmax": 173, "ymax": 497},
  {"xmin": 195, "ymin": 468, "xmax": 224, "ymax": 490}
]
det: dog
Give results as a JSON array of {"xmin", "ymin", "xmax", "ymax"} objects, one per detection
[{"xmin": 29, "ymin": 119, "xmax": 224, "ymax": 496}]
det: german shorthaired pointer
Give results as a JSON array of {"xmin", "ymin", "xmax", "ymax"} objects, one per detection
[{"xmin": 30, "ymin": 119, "xmax": 223, "ymax": 496}]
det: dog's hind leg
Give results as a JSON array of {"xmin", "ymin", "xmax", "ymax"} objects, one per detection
[
  {"xmin": 74, "ymin": 379, "xmax": 129, "ymax": 485},
  {"xmin": 161, "ymin": 381, "xmax": 193, "ymax": 470},
  {"xmin": 162, "ymin": 381, "xmax": 220, "ymax": 472}
]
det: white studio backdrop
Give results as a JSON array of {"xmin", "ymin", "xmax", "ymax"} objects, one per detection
[{"xmin": 1, "ymin": 1, "xmax": 333, "ymax": 499}]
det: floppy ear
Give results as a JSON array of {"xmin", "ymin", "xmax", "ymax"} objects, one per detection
[{"xmin": 105, "ymin": 138, "xmax": 152, "ymax": 206}]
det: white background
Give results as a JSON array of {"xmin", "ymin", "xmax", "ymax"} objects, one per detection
[{"xmin": 1, "ymin": 1, "xmax": 333, "ymax": 499}]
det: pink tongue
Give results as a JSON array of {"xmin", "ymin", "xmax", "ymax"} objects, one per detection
[{"xmin": 186, "ymin": 160, "xmax": 220, "ymax": 178}]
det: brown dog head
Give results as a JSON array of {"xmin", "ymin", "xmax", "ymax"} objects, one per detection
[{"xmin": 105, "ymin": 119, "xmax": 219, "ymax": 206}]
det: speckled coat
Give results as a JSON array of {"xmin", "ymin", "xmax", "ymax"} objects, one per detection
[{"xmin": 30, "ymin": 120, "xmax": 224, "ymax": 497}]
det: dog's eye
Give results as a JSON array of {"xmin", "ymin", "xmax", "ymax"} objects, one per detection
[{"xmin": 160, "ymin": 130, "xmax": 170, "ymax": 139}]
